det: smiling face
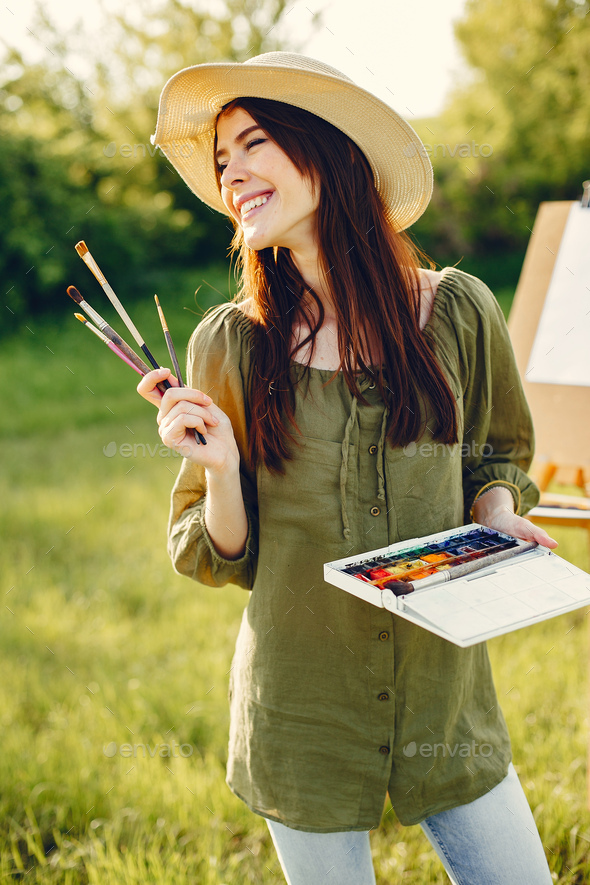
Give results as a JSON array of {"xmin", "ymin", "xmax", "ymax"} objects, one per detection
[{"xmin": 215, "ymin": 107, "xmax": 320, "ymax": 254}]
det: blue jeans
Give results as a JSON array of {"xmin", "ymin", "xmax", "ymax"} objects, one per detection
[{"xmin": 265, "ymin": 763, "xmax": 552, "ymax": 884}]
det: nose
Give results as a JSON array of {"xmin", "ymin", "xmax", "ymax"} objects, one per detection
[{"xmin": 220, "ymin": 154, "xmax": 249, "ymax": 190}]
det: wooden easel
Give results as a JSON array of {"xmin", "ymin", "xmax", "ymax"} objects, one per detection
[
  {"xmin": 528, "ymin": 468, "xmax": 590, "ymax": 544},
  {"xmin": 508, "ymin": 197, "xmax": 590, "ymax": 532},
  {"xmin": 507, "ymin": 196, "xmax": 590, "ymax": 805}
]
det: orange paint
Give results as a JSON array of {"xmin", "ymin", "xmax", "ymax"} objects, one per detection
[{"xmin": 421, "ymin": 553, "xmax": 453, "ymax": 563}]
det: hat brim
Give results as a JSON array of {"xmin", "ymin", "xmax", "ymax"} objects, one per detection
[{"xmin": 152, "ymin": 61, "xmax": 433, "ymax": 231}]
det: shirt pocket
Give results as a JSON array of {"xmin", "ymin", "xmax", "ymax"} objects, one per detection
[
  {"xmin": 257, "ymin": 435, "xmax": 358, "ymax": 548},
  {"xmin": 383, "ymin": 438, "xmax": 464, "ymax": 538}
]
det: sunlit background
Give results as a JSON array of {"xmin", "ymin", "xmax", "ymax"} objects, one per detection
[
  {"xmin": 3, "ymin": 0, "xmax": 469, "ymax": 117},
  {"xmin": 2, "ymin": 2, "xmax": 590, "ymax": 882}
]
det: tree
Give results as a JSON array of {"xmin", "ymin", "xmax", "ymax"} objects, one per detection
[
  {"xmin": 0, "ymin": 0, "xmax": 317, "ymax": 329},
  {"xmin": 411, "ymin": 0, "xmax": 590, "ymax": 293}
]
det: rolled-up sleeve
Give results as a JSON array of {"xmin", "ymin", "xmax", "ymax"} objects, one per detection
[
  {"xmin": 441, "ymin": 272, "xmax": 540, "ymax": 521},
  {"xmin": 167, "ymin": 302, "xmax": 258, "ymax": 590}
]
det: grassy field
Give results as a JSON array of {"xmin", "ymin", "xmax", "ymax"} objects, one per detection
[{"xmin": 2, "ymin": 275, "xmax": 590, "ymax": 883}]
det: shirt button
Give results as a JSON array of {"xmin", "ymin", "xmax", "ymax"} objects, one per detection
[
  {"xmin": 379, "ymin": 745, "xmax": 390, "ymax": 755},
  {"xmin": 378, "ymin": 631, "xmax": 389, "ymax": 641},
  {"xmin": 368, "ymin": 445, "xmax": 377, "ymax": 455},
  {"xmin": 370, "ymin": 506, "xmax": 381, "ymax": 517},
  {"xmin": 378, "ymin": 692, "xmax": 389, "ymax": 701}
]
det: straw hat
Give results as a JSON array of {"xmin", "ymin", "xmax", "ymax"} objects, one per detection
[{"xmin": 151, "ymin": 51, "xmax": 433, "ymax": 231}]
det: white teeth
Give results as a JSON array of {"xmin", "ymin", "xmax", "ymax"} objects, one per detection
[{"xmin": 241, "ymin": 194, "xmax": 270, "ymax": 215}]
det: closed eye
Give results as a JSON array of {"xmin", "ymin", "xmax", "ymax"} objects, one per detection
[
  {"xmin": 217, "ymin": 137, "xmax": 267, "ymax": 173},
  {"xmin": 246, "ymin": 137, "xmax": 266, "ymax": 150}
]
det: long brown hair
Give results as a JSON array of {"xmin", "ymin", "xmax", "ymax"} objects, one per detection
[{"xmin": 213, "ymin": 98, "xmax": 458, "ymax": 472}]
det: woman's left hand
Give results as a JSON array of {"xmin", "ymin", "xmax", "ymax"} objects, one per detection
[
  {"xmin": 481, "ymin": 509, "xmax": 558, "ymax": 549},
  {"xmin": 472, "ymin": 486, "xmax": 558, "ymax": 549}
]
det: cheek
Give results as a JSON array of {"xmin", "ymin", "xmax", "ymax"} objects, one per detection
[
  {"xmin": 296, "ymin": 182, "xmax": 319, "ymax": 218},
  {"xmin": 285, "ymin": 168, "xmax": 319, "ymax": 214},
  {"xmin": 221, "ymin": 188, "xmax": 240, "ymax": 224}
]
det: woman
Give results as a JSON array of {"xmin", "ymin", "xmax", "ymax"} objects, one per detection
[{"xmin": 139, "ymin": 53, "xmax": 556, "ymax": 884}]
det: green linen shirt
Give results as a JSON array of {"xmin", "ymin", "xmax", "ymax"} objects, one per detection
[{"xmin": 168, "ymin": 267, "xmax": 540, "ymax": 832}]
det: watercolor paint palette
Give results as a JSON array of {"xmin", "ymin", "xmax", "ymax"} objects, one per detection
[{"xmin": 323, "ymin": 524, "xmax": 590, "ymax": 647}]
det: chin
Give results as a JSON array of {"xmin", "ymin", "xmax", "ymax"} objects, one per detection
[{"xmin": 242, "ymin": 230, "xmax": 274, "ymax": 251}]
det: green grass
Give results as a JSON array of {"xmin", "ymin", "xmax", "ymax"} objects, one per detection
[{"xmin": 1, "ymin": 298, "xmax": 590, "ymax": 883}]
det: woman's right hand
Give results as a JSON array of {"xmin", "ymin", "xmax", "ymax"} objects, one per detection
[{"xmin": 137, "ymin": 368, "xmax": 240, "ymax": 473}]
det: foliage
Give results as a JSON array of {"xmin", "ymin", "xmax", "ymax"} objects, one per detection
[
  {"xmin": 410, "ymin": 0, "xmax": 590, "ymax": 287},
  {"xmin": 0, "ymin": 0, "xmax": 309, "ymax": 333},
  {"xmin": 2, "ymin": 0, "xmax": 589, "ymax": 323}
]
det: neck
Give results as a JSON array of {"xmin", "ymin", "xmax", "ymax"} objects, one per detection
[{"xmin": 290, "ymin": 246, "xmax": 334, "ymax": 320}]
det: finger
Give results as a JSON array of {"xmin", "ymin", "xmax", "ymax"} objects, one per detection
[
  {"xmin": 159, "ymin": 411, "xmax": 215, "ymax": 449},
  {"xmin": 161, "ymin": 404, "xmax": 221, "ymax": 436},
  {"xmin": 158, "ymin": 398, "xmax": 220, "ymax": 429},
  {"xmin": 136, "ymin": 367, "xmax": 174, "ymax": 407},
  {"xmin": 522, "ymin": 521, "xmax": 558, "ymax": 549},
  {"xmin": 158, "ymin": 385, "xmax": 214, "ymax": 420},
  {"xmin": 500, "ymin": 515, "xmax": 559, "ymax": 550}
]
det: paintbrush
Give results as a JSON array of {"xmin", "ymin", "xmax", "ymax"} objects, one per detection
[
  {"xmin": 388, "ymin": 540, "xmax": 539, "ymax": 597},
  {"xmin": 75, "ymin": 313, "xmax": 144, "ymax": 377},
  {"xmin": 154, "ymin": 295, "xmax": 184, "ymax": 383},
  {"xmin": 75, "ymin": 240, "xmax": 164, "ymax": 373},
  {"xmin": 67, "ymin": 285, "xmax": 167, "ymax": 396},
  {"xmin": 154, "ymin": 294, "xmax": 207, "ymax": 446}
]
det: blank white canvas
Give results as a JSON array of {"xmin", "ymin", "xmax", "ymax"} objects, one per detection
[{"xmin": 526, "ymin": 203, "xmax": 590, "ymax": 386}]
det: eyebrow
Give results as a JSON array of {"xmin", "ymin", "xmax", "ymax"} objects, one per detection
[{"xmin": 215, "ymin": 124, "xmax": 263, "ymax": 162}]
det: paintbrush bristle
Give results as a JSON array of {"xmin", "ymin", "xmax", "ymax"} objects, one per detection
[
  {"xmin": 74, "ymin": 313, "xmax": 87, "ymax": 323},
  {"xmin": 75, "ymin": 241, "xmax": 89, "ymax": 257},
  {"xmin": 154, "ymin": 294, "xmax": 169, "ymax": 331},
  {"xmin": 67, "ymin": 285, "xmax": 84, "ymax": 304}
]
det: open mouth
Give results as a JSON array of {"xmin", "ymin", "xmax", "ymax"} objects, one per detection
[{"xmin": 240, "ymin": 191, "xmax": 273, "ymax": 219}]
